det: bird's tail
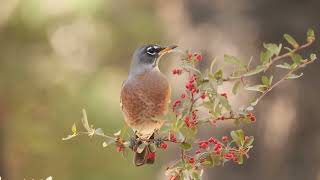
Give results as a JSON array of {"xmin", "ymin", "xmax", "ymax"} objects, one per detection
[{"xmin": 134, "ymin": 134, "xmax": 155, "ymax": 166}]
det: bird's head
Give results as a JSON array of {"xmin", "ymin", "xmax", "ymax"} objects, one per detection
[{"xmin": 129, "ymin": 44, "xmax": 177, "ymax": 76}]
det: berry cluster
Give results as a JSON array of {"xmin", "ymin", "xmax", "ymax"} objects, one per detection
[
  {"xmin": 188, "ymin": 52, "xmax": 203, "ymax": 62},
  {"xmin": 172, "ymin": 68, "xmax": 182, "ymax": 75},
  {"xmin": 247, "ymin": 112, "xmax": 256, "ymax": 122},
  {"xmin": 184, "ymin": 110, "xmax": 199, "ymax": 128}
]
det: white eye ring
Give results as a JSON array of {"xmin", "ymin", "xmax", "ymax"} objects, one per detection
[{"xmin": 146, "ymin": 46, "xmax": 156, "ymax": 56}]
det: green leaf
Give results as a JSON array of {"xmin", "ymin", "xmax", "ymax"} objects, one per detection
[
  {"xmin": 192, "ymin": 171, "xmax": 201, "ymax": 180},
  {"xmin": 202, "ymin": 101, "xmax": 214, "ymax": 110},
  {"xmin": 71, "ymin": 123, "xmax": 77, "ymax": 134},
  {"xmin": 45, "ymin": 177, "xmax": 53, "ymax": 180},
  {"xmin": 224, "ymin": 54, "xmax": 246, "ymax": 68},
  {"xmin": 307, "ymin": 28, "xmax": 315, "ymax": 43},
  {"xmin": 261, "ymin": 76, "xmax": 269, "ymax": 86},
  {"xmin": 102, "ymin": 138, "xmax": 116, "ymax": 147},
  {"xmin": 218, "ymin": 95, "xmax": 231, "ymax": 111},
  {"xmin": 211, "ymin": 69, "xmax": 223, "ymax": 80},
  {"xmin": 62, "ymin": 134, "xmax": 77, "ymax": 141},
  {"xmin": 291, "ymin": 53, "xmax": 303, "ymax": 64},
  {"xmin": 284, "ymin": 34, "xmax": 299, "ymax": 48},
  {"xmin": 122, "ymin": 141, "xmax": 131, "ymax": 148},
  {"xmin": 113, "ymin": 130, "xmax": 121, "ymax": 136},
  {"xmin": 149, "ymin": 143, "xmax": 157, "ymax": 152},
  {"xmin": 235, "ymin": 129, "xmax": 245, "ymax": 144},
  {"xmin": 276, "ymin": 63, "xmax": 291, "ymax": 69},
  {"xmin": 202, "ymin": 155, "xmax": 214, "ymax": 167},
  {"xmin": 230, "ymin": 131, "xmax": 240, "ymax": 147},
  {"xmin": 81, "ymin": 109, "xmax": 92, "ymax": 132},
  {"xmin": 260, "ymin": 50, "xmax": 273, "ymax": 64},
  {"xmin": 237, "ymin": 154, "xmax": 244, "ymax": 165},
  {"xmin": 243, "ymin": 65, "xmax": 266, "ymax": 77},
  {"xmin": 214, "ymin": 103, "xmax": 222, "ymax": 116},
  {"xmin": 102, "ymin": 142, "xmax": 108, "ymax": 147},
  {"xmin": 231, "ymin": 130, "xmax": 245, "ymax": 147},
  {"xmin": 269, "ymin": 75, "xmax": 273, "ymax": 86},
  {"xmin": 95, "ymin": 128, "xmax": 104, "ymax": 136},
  {"xmin": 250, "ymin": 98, "xmax": 259, "ymax": 106},
  {"xmin": 210, "ymin": 57, "xmax": 217, "ymax": 72},
  {"xmin": 137, "ymin": 143, "xmax": 146, "ymax": 153},
  {"xmin": 310, "ymin": 53, "xmax": 317, "ymax": 61},
  {"xmin": 286, "ymin": 73, "xmax": 303, "ymax": 80},
  {"xmin": 246, "ymin": 106, "xmax": 254, "ymax": 111},
  {"xmin": 176, "ymin": 131, "xmax": 186, "ymax": 142},
  {"xmin": 180, "ymin": 142, "xmax": 192, "ymax": 151},
  {"xmin": 245, "ymin": 85, "xmax": 267, "ymax": 92},
  {"xmin": 263, "ymin": 43, "xmax": 282, "ymax": 56},
  {"xmin": 244, "ymin": 136, "xmax": 254, "ymax": 147},
  {"xmin": 232, "ymin": 80, "xmax": 241, "ymax": 95},
  {"xmin": 182, "ymin": 64, "xmax": 201, "ymax": 75}
]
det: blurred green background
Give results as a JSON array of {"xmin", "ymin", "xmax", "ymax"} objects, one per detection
[{"xmin": 0, "ymin": 0, "xmax": 319, "ymax": 180}]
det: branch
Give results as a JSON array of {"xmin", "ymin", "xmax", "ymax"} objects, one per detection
[
  {"xmin": 223, "ymin": 40, "xmax": 314, "ymax": 81},
  {"xmin": 255, "ymin": 58, "xmax": 316, "ymax": 104}
]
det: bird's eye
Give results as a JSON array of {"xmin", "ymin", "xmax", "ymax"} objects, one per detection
[{"xmin": 146, "ymin": 46, "xmax": 156, "ymax": 56}]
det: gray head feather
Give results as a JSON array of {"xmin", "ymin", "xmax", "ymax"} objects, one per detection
[{"xmin": 129, "ymin": 44, "xmax": 177, "ymax": 77}]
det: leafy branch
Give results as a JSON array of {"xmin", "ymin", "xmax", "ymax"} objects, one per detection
[{"xmin": 63, "ymin": 29, "xmax": 317, "ymax": 180}]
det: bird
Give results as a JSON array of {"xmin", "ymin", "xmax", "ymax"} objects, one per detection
[{"xmin": 120, "ymin": 44, "xmax": 177, "ymax": 166}]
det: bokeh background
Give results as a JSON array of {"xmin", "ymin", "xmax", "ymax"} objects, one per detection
[{"xmin": 0, "ymin": 0, "xmax": 319, "ymax": 179}]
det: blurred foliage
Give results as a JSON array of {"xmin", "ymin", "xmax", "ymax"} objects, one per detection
[{"xmin": 0, "ymin": 0, "xmax": 169, "ymax": 179}]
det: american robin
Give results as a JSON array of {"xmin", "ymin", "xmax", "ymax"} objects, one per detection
[{"xmin": 120, "ymin": 44, "xmax": 177, "ymax": 166}]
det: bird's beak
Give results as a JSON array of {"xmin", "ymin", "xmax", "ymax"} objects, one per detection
[{"xmin": 158, "ymin": 45, "xmax": 178, "ymax": 56}]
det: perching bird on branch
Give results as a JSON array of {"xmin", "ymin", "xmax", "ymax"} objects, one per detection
[{"xmin": 120, "ymin": 44, "xmax": 177, "ymax": 166}]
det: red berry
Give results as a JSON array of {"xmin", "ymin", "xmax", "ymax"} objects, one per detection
[
  {"xmin": 199, "ymin": 143, "xmax": 208, "ymax": 149},
  {"xmin": 172, "ymin": 99, "xmax": 182, "ymax": 111},
  {"xmin": 160, "ymin": 142, "xmax": 168, "ymax": 150},
  {"xmin": 181, "ymin": 93, "xmax": 186, "ymax": 98},
  {"xmin": 147, "ymin": 152, "xmax": 156, "ymax": 160},
  {"xmin": 195, "ymin": 150, "xmax": 201, "ymax": 154},
  {"xmin": 219, "ymin": 115, "xmax": 225, "ymax": 120},
  {"xmin": 184, "ymin": 116, "xmax": 191, "ymax": 128},
  {"xmin": 208, "ymin": 137, "xmax": 218, "ymax": 144},
  {"xmin": 191, "ymin": 88, "xmax": 197, "ymax": 94},
  {"xmin": 200, "ymin": 93, "xmax": 206, "ymax": 99},
  {"xmin": 189, "ymin": 75, "xmax": 196, "ymax": 83},
  {"xmin": 169, "ymin": 176, "xmax": 178, "ymax": 180},
  {"xmin": 233, "ymin": 156, "xmax": 238, "ymax": 162},
  {"xmin": 188, "ymin": 157, "xmax": 195, "ymax": 164},
  {"xmin": 170, "ymin": 134, "xmax": 177, "ymax": 142},
  {"xmin": 222, "ymin": 136, "xmax": 229, "ymax": 142},
  {"xmin": 116, "ymin": 146, "xmax": 124, "ymax": 152},
  {"xmin": 220, "ymin": 93, "xmax": 227, "ymax": 98},
  {"xmin": 195, "ymin": 53, "xmax": 203, "ymax": 61},
  {"xmin": 224, "ymin": 153, "xmax": 234, "ymax": 159},
  {"xmin": 247, "ymin": 112, "xmax": 256, "ymax": 122},
  {"xmin": 198, "ymin": 141, "xmax": 209, "ymax": 149},
  {"xmin": 185, "ymin": 82, "xmax": 194, "ymax": 90},
  {"xmin": 172, "ymin": 68, "xmax": 182, "ymax": 75},
  {"xmin": 214, "ymin": 144, "xmax": 222, "ymax": 154}
]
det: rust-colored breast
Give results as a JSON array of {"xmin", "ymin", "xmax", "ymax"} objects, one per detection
[{"xmin": 120, "ymin": 70, "xmax": 171, "ymax": 133}]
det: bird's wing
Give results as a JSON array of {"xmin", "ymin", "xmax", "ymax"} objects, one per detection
[{"xmin": 120, "ymin": 83, "xmax": 156, "ymax": 121}]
